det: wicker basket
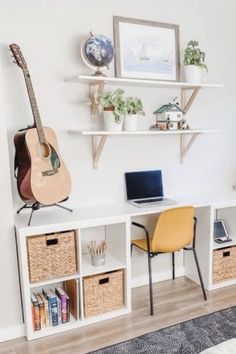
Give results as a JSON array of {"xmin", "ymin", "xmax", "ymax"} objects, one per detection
[
  {"xmin": 83, "ymin": 269, "xmax": 124, "ymax": 318},
  {"xmin": 213, "ymin": 246, "xmax": 236, "ymax": 283},
  {"xmin": 27, "ymin": 230, "xmax": 77, "ymax": 283}
]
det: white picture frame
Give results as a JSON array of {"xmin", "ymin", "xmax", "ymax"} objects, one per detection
[{"xmin": 113, "ymin": 16, "xmax": 180, "ymax": 82}]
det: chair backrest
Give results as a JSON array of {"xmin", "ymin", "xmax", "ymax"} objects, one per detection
[{"xmin": 151, "ymin": 206, "xmax": 195, "ymax": 253}]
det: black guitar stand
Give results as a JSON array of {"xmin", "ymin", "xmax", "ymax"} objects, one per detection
[{"xmin": 17, "ymin": 202, "xmax": 73, "ymax": 226}]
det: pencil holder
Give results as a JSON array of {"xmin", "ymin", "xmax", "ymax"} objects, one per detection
[
  {"xmin": 87, "ymin": 240, "xmax": 107, "ymax": 267},
  {"xmin": 91, "ymin": 254, "xmax": 106, "ymax": 266}
]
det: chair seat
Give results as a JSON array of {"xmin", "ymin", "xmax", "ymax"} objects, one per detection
[
  {"xmin": 132, "ymin": 238, "xmax": 156, "ymax": 252},
  {"xmin": 131, "ymin": 238, "xmax": 183, "ymax": 253}
]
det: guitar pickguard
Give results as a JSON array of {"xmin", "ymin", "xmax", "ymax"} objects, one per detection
[
  {"xmin": 41, "ymin": 145, "xmax": 61, "ymax": 177},
  {"xmin": 50, "ymin": 145, "xmax": 61, "ymax": 170}
]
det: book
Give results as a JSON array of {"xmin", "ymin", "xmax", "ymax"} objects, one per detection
[
  {"xmin": 40, "ymin": 292, "xmax": 49, "ymax": 327},
  {"xmin": 31, "ymin": 303, "xmax": 35, "ymax": 331},
  {"xmin": 31, "ymin": 293, "xmax": 41, "ymax": 331},
  {"xmin": 55, "ymin": 294, "xmax": 61, "ymax": 325},
  {"xmin": 65, "ymin": 292, "xmax": 70, "ymax": 322},
  {"xmin": 55, "ymin": 287, "xmax": 67, "ymax": 324},
  {"xmin": 43, "ymin": 289, "xmax": 58, "ymax": 326},
  {"xmin": 35, "ymin": 293, "xmax": 44, "ymax": 328}
]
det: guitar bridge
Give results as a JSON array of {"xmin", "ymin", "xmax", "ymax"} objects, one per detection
[{"xmin": 42, "ymin": 168, "xmax": 58, "ymax": 177}]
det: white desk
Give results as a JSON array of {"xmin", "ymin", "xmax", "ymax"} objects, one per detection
[
  {"xmin": 15, "ymin": 191, "xmax": 236, "ymax": 233},
  {"xmin": 15, "ymin": 190, "xmax": 236, "ymax": 340}
]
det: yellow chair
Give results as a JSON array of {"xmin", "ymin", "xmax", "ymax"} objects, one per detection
[{"xmin": 131, "ymin": 206, "xmax": 207, "ymax": 315}]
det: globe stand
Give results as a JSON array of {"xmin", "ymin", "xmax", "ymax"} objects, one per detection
[{"xmin": 92, "ymin": 68, "xmax": 107, "ymax": 77}]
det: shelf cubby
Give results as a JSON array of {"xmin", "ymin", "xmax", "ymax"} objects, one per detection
[
  {"xmin": 213, "ymin": 236, "xmax": 236, "ymax": 250},
  {"xmin": 82, "ymin": 254, "xmax": 126, "ymax": 277},
  {"xmin": 16, "ymin": 216, "xmax": 131, "ymax": 340}
]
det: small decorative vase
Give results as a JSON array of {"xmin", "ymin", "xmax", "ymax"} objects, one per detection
[
  {"xmin": 184, "ymin": 65, "xmax": 202, "ymax": 84},
  {"xmin": 103, "ymin": 109, "xmax": 124, "ymax": 131},
  {"xmin": 124, "ymin": 114, "xmax": 138, "ymax": 131}
]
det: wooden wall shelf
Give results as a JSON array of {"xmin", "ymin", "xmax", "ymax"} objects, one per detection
[
  {"xmin": 68, "ymin": 129, "xmax": 221, "ymax": 169},
  {"xmin": 66, "ymin": 75, "xmax": 223, "ymax": 113},
  {"xmin": 65, "ymin": 75, "xmax": 223, "ymax": 90},
  {"xmin": 66, "ymin": 74, "xmax": 223, "ymax": 168}
]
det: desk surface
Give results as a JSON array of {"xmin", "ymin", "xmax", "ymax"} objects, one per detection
[{"xmin": 15, "ymin": 190, "xmax": 236, "ymax": 232}]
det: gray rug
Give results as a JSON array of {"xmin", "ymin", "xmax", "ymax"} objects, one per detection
[{"xmin": 89, "ymin": 307, "xmax": 236, "ymax": 354}]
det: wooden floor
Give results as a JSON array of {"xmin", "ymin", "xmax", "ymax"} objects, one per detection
[{"xmin": 1, "ymin": 277, "xmax": 236, "ymax": 354}]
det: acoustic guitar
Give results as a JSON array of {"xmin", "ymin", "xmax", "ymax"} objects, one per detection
[{"xmin": 10, "ymin": 43, "xmax": 71, "ymax": 205}]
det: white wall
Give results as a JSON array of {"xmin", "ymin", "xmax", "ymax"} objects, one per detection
[
  {"xmin": 0, "ymin": 58, "xmax": 22, "ymax": 338},
  {"xmin": 0, "ymin": 0, "xmax": 236, "ymax": 338}
]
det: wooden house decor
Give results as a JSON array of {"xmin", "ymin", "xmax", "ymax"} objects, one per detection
[
  {"xmin": 153, "ymin": 102, "xmax": 184, "ymax": 130},
  {"xmin": 153, "ymin": 103, "xmax": 184, "ymax": 122}
]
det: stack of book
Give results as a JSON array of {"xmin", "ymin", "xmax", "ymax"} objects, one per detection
[{"xmin": 31, "ymin": 287, "xmax": 70, "ymax": 331}]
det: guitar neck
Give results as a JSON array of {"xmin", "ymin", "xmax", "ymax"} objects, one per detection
[{"xmin": 23, "ymin": 69, "xmax": 46, "ymax": 144}]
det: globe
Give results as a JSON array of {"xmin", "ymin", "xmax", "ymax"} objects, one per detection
[{"xmin": 81, "ymin": 33, "xmax": 114, "ymax": 75}]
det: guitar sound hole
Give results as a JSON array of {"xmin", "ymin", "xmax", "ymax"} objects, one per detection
[{"xmin": 40, "ymin": 142, "xmax": 51, "ymax": 158}]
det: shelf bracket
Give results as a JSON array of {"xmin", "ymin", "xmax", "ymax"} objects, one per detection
[
  {"xmin": 180, "ymin": 133, "xmax": 201, "ymax": 163},
  {"xmin": 181, "ymin": 87, "xmax": 200, "ymax": 114},
  {"xmin": 92, "ymin": 135, "xmax": 107, "ymax": 169},
  {"xmin": 89, "ymin": 81, "xmax": 104, "ymax": 122}
]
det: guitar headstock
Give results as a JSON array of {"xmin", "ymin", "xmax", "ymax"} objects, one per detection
[{"xmin": 9, "ymin": 43, "xmax": 27, "ymax": 70}]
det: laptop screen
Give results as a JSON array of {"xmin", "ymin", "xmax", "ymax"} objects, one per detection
[
  {"xmin": 213, "ymin": 220, "xmax": 228, "ymax": 238},
  {"xmin": 125, "ymin": 170, "xmax": 164, "ymax": 200}
]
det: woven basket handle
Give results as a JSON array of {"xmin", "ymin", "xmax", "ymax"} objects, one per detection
[
  {"xmin": 223, "ymin": 250, "xmax": 230, "ymax": 257},
  {"xmin": 46, "ymin": 238, "xmax": 58, "ymax": 246},
  {"xmin": 99, "ymin": 277, "xmax": 109, "ymax": 285}
]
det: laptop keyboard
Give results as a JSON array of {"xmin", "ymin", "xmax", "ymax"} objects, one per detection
[{"xmin": 135, "ymin": 198, "xmax": 164, "ymax": 204}]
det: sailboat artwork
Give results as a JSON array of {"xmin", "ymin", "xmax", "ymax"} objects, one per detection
[
  {"xmin": 114, "ymin": 17, "xmax": 180, "ymax": 81},
  {"xmin": 162, "ymin": 53, "xmax": 171, "ymax": 63},
  {"xmin": 139, "ymin": 44, "xmax": 150, "ymax": 61},
  {"xmin": 121, "ymin": 35, "xmax": 177, "ymax": 80}
]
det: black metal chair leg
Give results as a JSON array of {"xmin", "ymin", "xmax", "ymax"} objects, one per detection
[
  {"xmin": 192, "ymin": 249, "xmax": 207, "ymax": 300},
  {"xmin": 172, "ymin": 252, "xmax": 175, "ymax": 279},
  {"xmin": 148, "ymin": 253, "xmax": 154, "ymax": 316},
  {"xmin": 131, "ymin": 243, "xmax": 134, "ymax": 256}
]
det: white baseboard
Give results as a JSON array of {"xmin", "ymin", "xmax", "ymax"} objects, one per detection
[
  {"xmin": 0, "ymin": 323, "xmax": 25, "ymax": 343},
  {"xmin": 131, "ymin": 266, "xmax": 185, "ymax": 288}
]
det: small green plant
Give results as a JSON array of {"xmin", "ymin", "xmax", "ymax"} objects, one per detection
[
  {"xmin": 125, "ymin": 97, "xmax": 145, "ymax": 116},
  {"xmin": 97, "ymin": 88, "xmax": 126, "ymax": 123},
  {"xmin": 183, "ymin": 40, "xmax": 208, "ymax": 71}
]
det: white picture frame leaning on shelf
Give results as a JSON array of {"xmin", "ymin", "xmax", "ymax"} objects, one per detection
[{"xmin": 113, "ymin": 16, "xmax": 180, "ymax": 81}]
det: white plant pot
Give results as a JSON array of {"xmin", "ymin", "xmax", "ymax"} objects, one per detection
[
  {"xmin": 124, "ymin": 114, "xmax": 138, "ymax": 131},
  {"xmin": 103, "ymin": 110, "xmax": 124, "ymax": 131},
  {"xmin": 184, "ymin": 65, "xmax": 202, "ymax": 84}
]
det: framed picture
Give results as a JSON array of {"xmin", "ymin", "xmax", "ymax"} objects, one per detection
[{"xmin": 113, "ymin": 16, "xmax": 180, "ymax": 81}]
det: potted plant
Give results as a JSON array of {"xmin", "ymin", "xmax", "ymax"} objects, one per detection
[
  {"xmin": 97, "ymin": 88, "xmax": 126, "ymax": 131},
  {"xmin": 183, "ymin": 40, "xmax": 208, "ymax": 84},
  {"xmin": 124, "ymin": 97, "xmax": 145, "ymax": 131}
]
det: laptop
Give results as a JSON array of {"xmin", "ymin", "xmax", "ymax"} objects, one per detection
[
  {"xmin": 214, "ymin": 219, "xmax": 232, "ymax": 244},
  {"xmin": 125, "ymin": 170, "xmax": 177, "ymax": 208}
]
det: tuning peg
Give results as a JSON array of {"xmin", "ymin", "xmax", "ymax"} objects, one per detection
[{"xmin": 13, "ymin": 61, "xmax": 16, "ymax": 64}]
